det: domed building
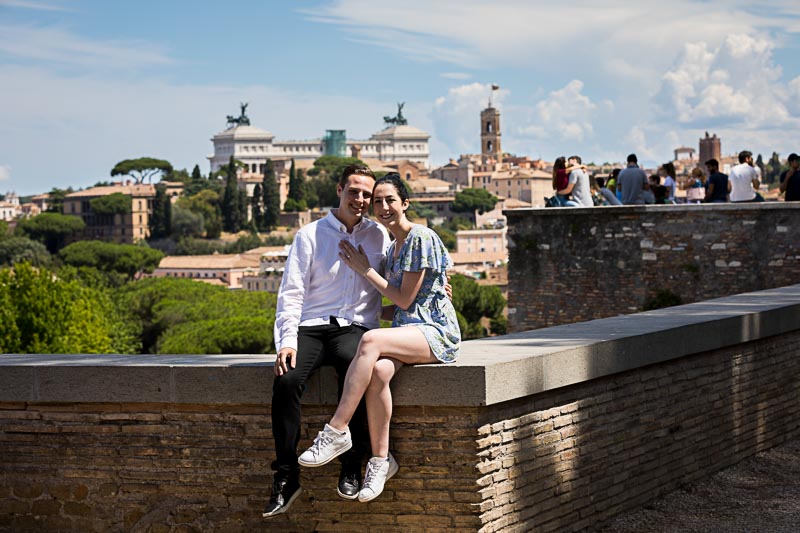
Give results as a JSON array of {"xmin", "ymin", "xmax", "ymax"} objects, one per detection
[{"xmin": 208, "ymin": 104, "xmax": 430, "ymax": 174}]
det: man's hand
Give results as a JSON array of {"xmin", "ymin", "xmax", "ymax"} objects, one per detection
[
  {"xmin": 274, "ymin": 347, "xmax": 297, "ymax": 376},
  {"xmin": 445, "ymin": 274, "xmax": 453, "ymax": 300}
]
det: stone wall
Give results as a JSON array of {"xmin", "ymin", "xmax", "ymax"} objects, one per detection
[
  {"xmin": 2, "ymin": 285, "xmax": 800, "ymax": 532},
  {"xmin": 505, "ymin": 203, "xmax": 800, "ymax": 332}
]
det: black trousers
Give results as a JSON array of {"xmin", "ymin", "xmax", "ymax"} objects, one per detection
[{"xmin": 271, "ymin": 323, "xmax": 369, "ymax": 480}]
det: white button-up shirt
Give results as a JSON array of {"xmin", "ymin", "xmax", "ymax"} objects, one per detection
[{"xmin": 273, "ymin": 210, "xmax": 391, "ymax": 352}]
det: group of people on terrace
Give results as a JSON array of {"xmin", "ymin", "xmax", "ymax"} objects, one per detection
[
  {"xmin": 262, "ymin": 165, "xmax": 460, "ymax": 519},
  {"xmin": 550, "ymin": 150, "xmax": 800, "ymax": 206}
]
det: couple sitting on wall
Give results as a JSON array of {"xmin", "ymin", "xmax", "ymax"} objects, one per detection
[{"xmin": 263, "ymin": 165, "xmax": 461, "ymax": 518}]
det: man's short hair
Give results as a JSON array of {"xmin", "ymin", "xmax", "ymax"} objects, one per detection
[
  {"xmin": 338, "ymin": 164, "xmax": 375, "ymax": 187},
  {"xmin": 627, "ymin": 154, "xmax": 638, "ymax": 164},
  {"xmin": 569, "ymin": 155, "xmax": 582, "ymax": 165},
  {"xmin": 788, "ymin": 153, "xmax": 800, "ymax": 163},
  {"xmin": 705, "ymin": 158, "xmax": 719, "ymax": 168},
  {"xmin": 738, "ymin": 150, "xmax": 752, "ymax": 164}
]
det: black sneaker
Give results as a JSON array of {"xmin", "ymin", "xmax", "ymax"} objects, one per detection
[
  {"xmin": 337, "ymin": 465, "xmax": 360, "ymax": 500},
  {"xmin": 262, "ymin": 476, "xmax": 302, "ymax": 518}
]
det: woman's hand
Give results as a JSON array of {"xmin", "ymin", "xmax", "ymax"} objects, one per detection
[{"xmin": 339, "ymin": 241, "xmax": 372, "ymax": 276}]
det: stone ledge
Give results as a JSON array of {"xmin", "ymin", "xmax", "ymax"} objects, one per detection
[{"xmin": 2, "ymin": 284, "xmax": 799, "ymax": 407}]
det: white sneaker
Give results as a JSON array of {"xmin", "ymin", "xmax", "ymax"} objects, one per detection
[
  {"xmin": 358, "ymin": 453, "xmax": 399, "ymax": 502},
  {"xmin": 297, "ymin": 424, "xmax": 352, "ymax": 467}
]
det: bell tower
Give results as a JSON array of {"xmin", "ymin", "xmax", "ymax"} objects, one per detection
[{"xmin": 480, "ymin": 106, "xmax": 502, "ymax": 163}]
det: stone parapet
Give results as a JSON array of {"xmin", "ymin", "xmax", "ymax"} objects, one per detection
[
  {"xmin": 504, "ymin": 202, "xmax": 800, "ymax": 332},
  {"xmin": 1, "ymin": 284, "xmax": 800, "ymax": 531}
]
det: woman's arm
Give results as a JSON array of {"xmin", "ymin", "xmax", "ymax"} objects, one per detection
[{"xmin": 339, "ymin": 241, "xmax": 426, "ymax": 311}]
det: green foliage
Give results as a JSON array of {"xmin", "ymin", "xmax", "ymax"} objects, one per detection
[
  {"xmin": 117, "ymin": 277, "xmax": 276, "ymax": 354},
  {"xmin": 165, "ymin": 168, "xmax": 192, "ymax": 184},
  {"xmin": 170, "ymin": 205, "xmax": 205, "ymax": 239},
  {"xmin": 287, "ymin": 160, "xmax": 305, "ymax": 204},
  {"xmin": 46, "ymin": 187, "xmax": 73, "ymax": 213},
  {"xmin": 149, "ymin": 184, "xmax": 172, "ymax": 239},
  {"xmin": 222, "ymin": 156, "xmax": 242, "ymax": 233},
  {"xmin": 262, "ymin": 159, "xmax": 280, "ymax": 231},
  {"xmin": 0, "ymin": 237, "xmax": 52, "ymax": 268},
  {"xmin": 642, "ymin": 289, "xmax": 683, "ymax": 311},
  {"xmin": 407, "ymin": 201, "xmax": 435, "ymax": 221},
  {"xmin": 0, "ymin": 220, "xmax": 9, "ymax": 240},
  {"xmin": 306, "ymin": 155, "xmax": 365, "ymax": 181},
  {"xmin": 191, "ymin": 165, "xmax": 202, "ymax": 182},
  {"xmin": 90, "ymin": 192, "xmax": 132, "ymax": 216},
  {"xmin": 111, "ymin": 157, "xmax": 173, "ymax": 184},
  {"xmin": 15, "ymin": 212, "xmax": 85, "ymax": 253},
  {"xmin": 765, "ymin": 152, "xmax": 783, "ymax": 184},
  {"xmin": 283, "ymin": 198, "xmax": 308, "ymax": 212},
  {"xmin": 450, "ymin": 274, "xmax": 506, "ymax": 339},
  {"xmin": 59, "ymin": 240, "xmax": 164, "ymax": 280},
  {"xmin": 173, "ymin": 233, "xmax": 271, "ymax": 256},
  {"xmin": 431, "ymin": 225, "xmax": 456, "ymax": 252},
  {"xmin": 0, "ymin": 263, "xmax": 131, "ymax": 354},
  {"xmin": 305, "ymin": 175, "xmax": 337, "ymax": 208},
  {"xmin": 177, "ymin": 189, "xmax": 222, "ymax": 239},
  {"xmin": 452, "ymin": 188, "xmax": 498, "ymax": 215}
]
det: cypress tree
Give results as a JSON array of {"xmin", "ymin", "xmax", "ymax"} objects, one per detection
[
  {"xmin": 251, "ymin": 183, "xmax": 264, "ymax": 230},
  {"xmin": 288, "ymin": 158, "xmax": 304, "ymax": 203},
  {"xmin": 222, "ymin": 156, "xmax": 241, "ymax": 233},
  {"xmin": 191, "ymin": 164, "xmax": 202, "ymax": 181},
  {"xmin": 150, "ymin": 183, "xmax": 172, "ymax": 238},
  {"xmin": 262, "ymin": 159, "xmax": 280, "ymax": 231}
]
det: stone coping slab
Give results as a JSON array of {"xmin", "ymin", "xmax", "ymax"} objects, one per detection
[{"xmin": 2, "ymin": 284, "xmax": 800, "ymax": 407}]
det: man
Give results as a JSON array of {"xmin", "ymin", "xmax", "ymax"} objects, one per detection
[
  {"xmin": 729, "ymin": 150, "xmax": 762, "ymax": 202},
  {"xmin": 704, "ymin": 159, "xmax": 728, "ymax": 203},
  {"xmin": 780, "ymin": 153, "xmax": 800, "ymax": 202},
  {"xmin": 263, "ymin": 164, "xmax": 391, "ymax": 518},
  {"xmin": 557, "ymin": 155, "xmax": 593, "ymax": 207},
  {"xmin": 619, "ymin": 153, "xmax": 649, "ymax": 205}
]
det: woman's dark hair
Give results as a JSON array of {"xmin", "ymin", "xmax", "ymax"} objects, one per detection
[
  {"xmin": 552, "ymin": 157, "xmax": 566, "ymax": 177},
  {"xmin": 374, "ymin": 172, "xmax": 410, "ymax": 204},
  {"xmin": 611, "ymin": 168, "xmax": 621, "ymax": 179}
]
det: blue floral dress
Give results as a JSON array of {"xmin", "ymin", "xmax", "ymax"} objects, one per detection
[{"xmin": 386, "ymin": 225, "xmax": 460, "ymax": 363}]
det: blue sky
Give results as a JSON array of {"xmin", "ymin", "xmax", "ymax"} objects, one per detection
[{"xmin": 2, "ymin": 0, "xmax": 800, "ymax": 195}]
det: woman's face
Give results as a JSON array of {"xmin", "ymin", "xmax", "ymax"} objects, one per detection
[{"xmin": 372, "ymin": 183, "xmax": 408, "ymax": 229}]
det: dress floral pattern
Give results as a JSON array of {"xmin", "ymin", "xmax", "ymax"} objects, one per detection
[{"xmin": 386, "ymin": 225, "xmax": 460, "ymax": 363}]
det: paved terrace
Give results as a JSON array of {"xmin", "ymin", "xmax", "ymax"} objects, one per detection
[{"xmin": 2, "ymin": 284, "xmax": 800, "ymax": 531}]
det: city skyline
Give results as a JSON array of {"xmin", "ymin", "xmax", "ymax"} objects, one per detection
[{"xmin": 2, "ymin": 0, "xmax": 800, "ymax": 195}]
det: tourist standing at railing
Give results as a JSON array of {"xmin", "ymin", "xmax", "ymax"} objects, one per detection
[
  {"xmin": 660, "ymin": 162, "xmax": 677, "ymax": 203},
  {"xmin": 780, "ymin": 153, "xmax": 800, "ymax": 201},
  {"xmin": 619, "ymin": 154, "xmax": 649, "ymax": 205},
  {"xmin": 704, "ymin": 159, "xmax": 729, "ymax": 203},
  {"xmin": 263, "ymin": 165, "xmax": 391, "ymax": 518},
  {"xmin": 729, "ymin": 150, "xmax": 764, "ymax": 203},
  {"xmin": 686, "ymin": 167, "xmax": 706, "ymax": 204},
  {"xmin": 297, "ymin": 172, "xmax": 460, "ymax": 503}
]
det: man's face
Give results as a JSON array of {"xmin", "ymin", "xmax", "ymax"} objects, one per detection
[
  {"xmin": 791, "ymin": 159, "xmax": 800, "ymax": 170},
  {"xmin": 337, "ymin": 174, "xmax": 374, "ymax": 220},
  {"xmin": 706, "ymin": 165, "xmax": 717, "ymax": 174},
  {"xmin": 568, "ymin": 158, "xmax": 578, "ymax": 166}
]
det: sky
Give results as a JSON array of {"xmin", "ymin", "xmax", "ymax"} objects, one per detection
[{"xmin": 1, "ymin": 0, "xmax": 800, "ymax": 196}]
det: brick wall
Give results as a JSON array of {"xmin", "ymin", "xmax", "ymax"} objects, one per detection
[
  {"xmin": 505, "ymin": 203, "xmax": 800, "ymax": 332},
  {"xmin": 0, "ymin": 403, "xmax": 482, "ymax": 532},
  {"xmin": 475, "ymin": 331, "xmax": 800, "ymax": 532}
]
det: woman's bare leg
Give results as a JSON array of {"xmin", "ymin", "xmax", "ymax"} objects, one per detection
[
  {"xmin": 329, "ymin": 326, "xmax": 435, "ymax": 431},
  {"xmin": 366, "ymin": 357, "xmax": 403, "ymax": 457}
]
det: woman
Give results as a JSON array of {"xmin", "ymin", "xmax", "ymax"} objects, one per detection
[
  {"xmin": 660, "ymin": 162, "xmax": 677, "ymax": 203},
  {"xmin": 686, "ymin": 167, "xmax": 705, "ymax": 204},
  {"xmin": 297, "ymin": 173, "xmax": 460, "ymax": 502}
]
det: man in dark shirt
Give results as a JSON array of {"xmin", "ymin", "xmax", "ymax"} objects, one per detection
[
  {"xmin": 704, "ymin": 159, "xmax": 729, "ymax": 203},
  {"xmin": 780, "ymin": 153, "xmax": 800, "ymax": 201}
]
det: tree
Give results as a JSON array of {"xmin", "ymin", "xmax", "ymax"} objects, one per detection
[
  {"xmin": 306, "ymin": 155, "xmax": 364, "ymax": 180},
  {"xmin": 765, "ymin": 152, "xmax": 783, "ymax": 184},
  {"xmin": 15, "ymin": 212, "xmax": 85, "ymax": 254},
  {"xmin": 90, "ymin": 192, "xmax": 132, "ymax": 216},
  {"xmin": 59, "ymin": 240, "xmax": 164, "ymax": 280},
  {"xmin": 0, "ymin": 220, "xmax": 8, "ymax": 240},
  {"xmin": 45, "ymin": 187, "xmax": 73, "ymax": 213},
  {"xmin": 0, "ymin": 263, "xmax": 129, "ymax": 354},
  {"xmin": 111, "ymin": 157, "xmax": 173, "ymax": 184},
  {"xmin": 251, "ymin": 183, "xmax": 264, "ymax": 228},
  {"xmin": 0, "ymin": 237, "xmax": 52, "ymax": 267},
  {"xmin": 450, "ymin": 274, "xmax": 506, "ymax": 339},
  {"xmin": 288, "ymin": 159, "xmax": 305, "ymax": 203},
  {"xmin": 170, "ymin": 206, "xmax": 205, "ymax": 239},
  {"xmin": 262, "ymin": 159, "xmax": 280, "ymax": 230},
  {"xmin": 222, "ymin": 156, "xmax": 242, "ymax": 233},
  {"xmin": 149, "ymin": 184, "xmax": 172, "ymax": 239},
  {"xmin": 452, "ymin": 188, "xmax": 498, "ymax": 215},
  {"xmin": 177, "ymin": 189, "xmax": 221, "ymax": 239},
  {"xmin": 191, "ymin": 164, "xmax": 202, "ymax": 182}
]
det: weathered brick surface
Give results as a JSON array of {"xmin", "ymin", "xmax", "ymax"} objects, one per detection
[
  {"xmin": 475, "ymin": 331, "xmax": 800, "ymax": 532},
  {"xmin": 506, "ymin": 204, "xmax": 800, "ymax": 332},
  {"xmin": 2, "ymin": 330, "xmax": 799, "ymax": 531}
]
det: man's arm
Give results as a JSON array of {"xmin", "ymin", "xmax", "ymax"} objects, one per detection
[
  {"xmin": 705, "ymin": 182, "xmax": 715, "ymax": 202},
  {"xmin": 273, "ymin": 233, "xmax": 312, "ymax": 376},
  {"xmin": 780, "ymin": 170, "xmax": 793, "ymax": 193}
]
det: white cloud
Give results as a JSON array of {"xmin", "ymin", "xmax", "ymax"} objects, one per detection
[
  {"xmin": 0, "ymin": 23, "xmax": 172, "ymax": 70},
  {"xmin": 656, "ymin": 34, "xmax": 792, "ymax": 128},
  {"xmin": 440, "ymin": 72, "xmax": 472, "ymax": 80},
  {"xmin": 0, "ymin": 165, "xmax": 11, "ymax": 182}
]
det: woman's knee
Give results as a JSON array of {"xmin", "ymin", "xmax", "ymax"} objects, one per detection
[
  {"xmin": 356, "ymin": 330, "xmax": 382, "ymax": 358},
  {"xmin": 370, "ymin": 358, "xmax": 396, "ymax": 388}
]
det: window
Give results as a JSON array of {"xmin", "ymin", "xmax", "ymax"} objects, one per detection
[{"xmin": 486, "ymin": 122, "xmax": 493, "ymax": 133}]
